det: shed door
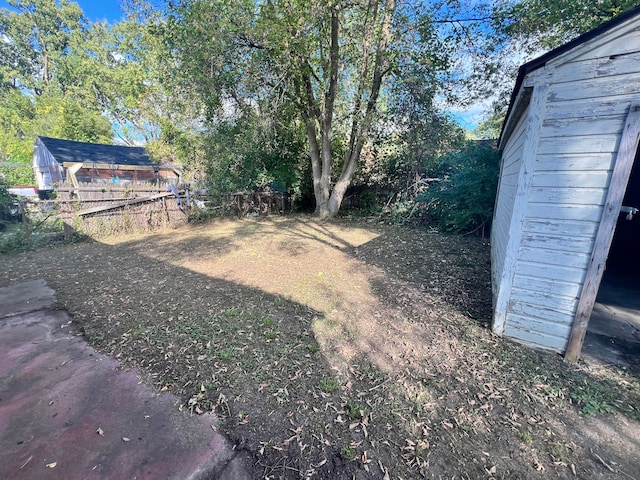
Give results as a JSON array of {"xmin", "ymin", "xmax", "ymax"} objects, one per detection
[
  {"xmin": 581, "ymin": 147, "xmax": 640, "ymax": 365},
  {"xmin": 565, "ymin": 104, "xmax": 640, "ymax": 361}
]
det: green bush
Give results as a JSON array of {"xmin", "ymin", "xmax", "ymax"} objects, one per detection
[
  {"xmin": 0, "ymin": 165, "xmax": 35, "ymax": 186},
  {"xmin": 417, "ymin": 140, "xmax": 500, "ymax": 235}
]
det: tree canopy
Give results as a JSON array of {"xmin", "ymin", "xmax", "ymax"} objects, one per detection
[
  {"xmin": 164, "ymin": 0, "xmax": 465, "ymax": 216},
  {"xmin": 0, "ymin": 0, "xmax": 112, "ymax": 179},
  {"xmin": 494, "ymin": 0, "xmax": 639, "ymax": 52},
  {"xmin": 1, "ymin": 0, "xmax": 637, "ymax": 221}
]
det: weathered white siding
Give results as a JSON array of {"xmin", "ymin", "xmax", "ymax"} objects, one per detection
[
  {"xmin": 492, "ymin": 14, "xmax": 640, "ymax": 352},
  {"xmin": 32, "ymin": 137, "xmax": 64, "ymax": 190},
  {"xmin": 491, "ymin": 107, "xmax": 529, "ymax": 298}
]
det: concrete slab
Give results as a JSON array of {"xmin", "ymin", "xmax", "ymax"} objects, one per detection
[
  {"xmin": 0, "ymin": 281, "xmax": 252, "ymax": 480},
  {"xmin": 0, "ymin": 279, "xmax": 56, "ymax": 318},
  {"xmin": 583, "ymin": 273, "xmax": 640, "ymax": 369}
]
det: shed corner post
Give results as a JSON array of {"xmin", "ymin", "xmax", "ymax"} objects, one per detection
[{"xmin": 492, "ymin": 83, "xmax": 550, "ymax": 339}]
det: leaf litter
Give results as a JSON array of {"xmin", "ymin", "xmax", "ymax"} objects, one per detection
[{"xmin": 1, "ymin": 216, "xmax": 639, "ymax": 479}]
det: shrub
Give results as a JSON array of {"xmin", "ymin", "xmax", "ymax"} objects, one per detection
[{"xmin": 417, "ymin": 140, "xmax": 500, "ymax": 236}]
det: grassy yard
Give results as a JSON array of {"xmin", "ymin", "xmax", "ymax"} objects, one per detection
[{"xmin": 2, "ymin": 216, "xmax": 639, "ymax": 479}]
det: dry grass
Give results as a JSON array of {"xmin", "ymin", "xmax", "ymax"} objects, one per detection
[{"xmin": 2, "ymin": 216, "xmax": 639, "ymax": 479}]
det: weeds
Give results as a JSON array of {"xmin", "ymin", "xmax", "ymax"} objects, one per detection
[
  {"xmin": 219, "ymin": 348, "xmax": 234, "ymax": 359},
  {"xmin": 517, "ymin": 430, "xmax": 533, "ymax": 444},
  {"xmin": 320, "ymin": 378, "xmax": 340, "ymax": 393},
  {"xmin": 341, "ymin": 445, "xmax": 356, "ymax": 462},
  {"xmin": 346, "ymin": 402, "xmax": 369, "ymax": 420},
  {"xmin": 550, "ymin": 443, "xmax": 567, "ymax": 463}
]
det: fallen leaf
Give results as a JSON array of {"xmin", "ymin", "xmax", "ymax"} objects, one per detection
[
  {"xmin": 377, "ymin": 459, "xmax": 390, "ymax": 480},
  {"xmin": 45, "ymin": 462, "xmax": 57, "ymax": 468}
]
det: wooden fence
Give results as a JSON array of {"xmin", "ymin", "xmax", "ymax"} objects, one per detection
[
  {"xmin": 55, "ymin": 184, "xmax": 189, "ymax": 237},
  {"xmin": 52, "ymin": 184, "xmax": 291, "ymax": 238}
]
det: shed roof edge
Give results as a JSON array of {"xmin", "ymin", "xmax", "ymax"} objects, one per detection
[{"xmin": 498, "ymin": 5, "xmax": 640, "ymax": 146}]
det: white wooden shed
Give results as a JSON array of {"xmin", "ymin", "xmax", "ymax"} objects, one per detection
[{"xmin": 491, "ymin": 7, "xmax": 640, "ymax": 361}]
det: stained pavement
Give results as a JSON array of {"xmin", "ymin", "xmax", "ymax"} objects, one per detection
[{"xmin": 0, "ymin": 279, "xmax": 251, "ymax": 480}]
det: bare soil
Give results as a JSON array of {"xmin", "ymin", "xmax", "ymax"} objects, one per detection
[{"xmin": 2, "ymin": 216, "xmax": 639, "ymax": 479}]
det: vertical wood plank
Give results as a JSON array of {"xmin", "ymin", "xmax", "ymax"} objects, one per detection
[
  {"xmin": 565, "ymin": 104, "xmax": 640, "ymax": 361},
  {"xmin": 493, "ymin": 84, "xmax": 549, "ymax": 336}
]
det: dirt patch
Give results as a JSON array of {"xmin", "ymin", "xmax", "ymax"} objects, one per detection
[{"xmin": 2, "ymin": 216, "xmax": 639, "ymax": 479}]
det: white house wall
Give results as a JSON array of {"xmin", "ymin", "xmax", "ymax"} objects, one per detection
[{"xmin": 495, "ymin": 17, "xmax": 640, "ymax": 352}]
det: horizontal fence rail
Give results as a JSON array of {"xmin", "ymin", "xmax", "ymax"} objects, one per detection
[{"xmin": 51, "ymin": 184, "xmax": 291, "ymax": 238}]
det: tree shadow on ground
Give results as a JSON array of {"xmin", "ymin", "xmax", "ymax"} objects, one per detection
[
  {"xmin": 1, "ymin": 217, "xmax": 639, "ymax": 479},
  {"xmin": 348, "ymin": 225, "xmax": 493, "ymax": 323},
  {"xmin": 2, "ymin": 237, "xmax": 370, "ymax": 479}
]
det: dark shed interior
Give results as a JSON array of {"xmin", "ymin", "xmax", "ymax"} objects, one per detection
[{"xmin": 583, "ymin": 148, "xmax": 640, "ymax": 371}]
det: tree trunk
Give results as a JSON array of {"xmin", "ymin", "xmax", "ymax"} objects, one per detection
[
  {"xmin": 300, "ymin": 0, "xmax": 395, "ymax": 219},
  {"xmin": 43, "ymin": 54, "xmax": 50, "ymax": 90},
  {"xmin": 311, "ymin": 7, "xmax": 340, "ymax": 219},
  {"xmin": 328, "ymin": 140, "xmax": 364, "ymax": 216},
  {"xmin": 324, "ymin": 0, "xmax": 396, "ymax": 218},
  {"xmin": 305, "ymin": 117, "xmax": 330, "ymax": 216}
]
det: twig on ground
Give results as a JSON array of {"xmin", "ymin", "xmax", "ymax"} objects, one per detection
[{"xmin": 591, "ymin": 449, "xmax": 615, "ymax": 472}]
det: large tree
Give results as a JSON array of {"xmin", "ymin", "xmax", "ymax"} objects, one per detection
[
  {"xmin": 166, "ymin": 0, "xmax": 454, "ymax": 217},
  {"xmin": 457, "ymin": 1, "xmax": 640, "ymax": 133},
  {"xmin": 0, "ymin": 0, "xmax": 113, "ymax": 171},
  {"xmin": 493, "ymin": 0, "xmax": 639, "ymax": 52},
  {"xmin": 0, "ymin": 0, "xmax": 84, "ymax": 94}
]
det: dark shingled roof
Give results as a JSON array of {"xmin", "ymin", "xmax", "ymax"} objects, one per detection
[
  {"xmin": 37, "ymin": 136, "xmax": 156, "ymax": 167},
  {"xmin": 499, "ymin": 5, "xmax": 640, "ymax": 145}
]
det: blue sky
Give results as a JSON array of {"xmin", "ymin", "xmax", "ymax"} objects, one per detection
[
  {"xmin": 0, "ymin": 0, "xmax": 124, "ymax": 23},
  {"xmin": 74, "ymin": 0, "xmax": 124, "ymax": 23}
]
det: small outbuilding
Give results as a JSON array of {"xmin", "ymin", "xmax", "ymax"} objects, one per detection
[
  {"xmin": 491, "ymin": 7, "xmax": 640, "ymax": 360},
  {"xmin": 33, "ymin": 136, "xmax": 180, "ymax": 190}
]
